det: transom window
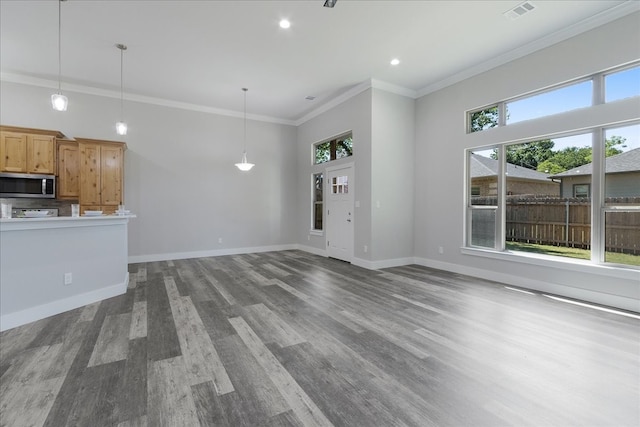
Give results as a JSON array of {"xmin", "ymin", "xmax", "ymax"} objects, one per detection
[
  {"xmin": 468, "ymin": 63, "xmax": 640, "ymax": 133},
  {"xmin": 314, "ymin": 133, "xmax": 353, "ymax": 164}
]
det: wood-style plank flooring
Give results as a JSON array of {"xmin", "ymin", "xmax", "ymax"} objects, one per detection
[{"xmin": 1, "ymin": 250, "xmax": 639, "ymax": 426}]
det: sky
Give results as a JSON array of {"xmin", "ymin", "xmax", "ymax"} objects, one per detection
[{"xmin": 506, "ymin": 65, "xmax": 640, "ymax": 152}]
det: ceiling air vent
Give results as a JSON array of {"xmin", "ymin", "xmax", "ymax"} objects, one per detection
[{"xmin": 504, "ymin": 1, "xmax": 536, "ymax": 20}]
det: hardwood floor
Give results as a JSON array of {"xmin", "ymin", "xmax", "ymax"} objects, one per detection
[{"xmin": 1, "ymin": 250, "xmax": 638, "ymax": 426}]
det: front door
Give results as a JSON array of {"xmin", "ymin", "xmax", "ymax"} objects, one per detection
[{"xmin": 326, "ymin": 165, "xmax": 354, "ymax": 262}]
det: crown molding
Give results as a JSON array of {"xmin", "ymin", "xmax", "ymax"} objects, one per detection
[
  {"xmin": 416, "ymin": 1, "xmax": 640, "ymax": 98},
  {"xmin": 0, "ymin": 72, "xmax": 296, "ymax": 126},
  {"xmin": 293, "ymin": 80, "xmax": 372, "ymax": 126},
  {"xmin": 370, "ymin": 79, "xmax": 418, "ymax": 99},
  {"xmin": 3, "ymin": 3, "xmax": 636, "ymax": 128}
]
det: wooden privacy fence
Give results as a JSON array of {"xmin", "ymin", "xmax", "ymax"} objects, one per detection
[{"xmin": 503, "ymin": 196, "xmax": 640, "ymax": 254}]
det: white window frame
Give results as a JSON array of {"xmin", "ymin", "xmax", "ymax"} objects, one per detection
[{"xmin": 463, "ymin": 61, "xmax": 640, "ymax": 272}]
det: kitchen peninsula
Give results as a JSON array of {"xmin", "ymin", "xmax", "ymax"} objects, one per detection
[{"xmin": 0, "ymin": 214, "xmax": 135, "ymax": 331}]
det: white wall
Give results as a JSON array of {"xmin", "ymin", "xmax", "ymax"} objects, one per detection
[
  {"xmin": 0, "ymin": 81, "xmax": 298, "ymax": 261},
  {"xmin": 371, "ymin": 89, "xmax": 415, "ymax": 264},
  {"xmin": 414, "ymin": 12, "xmax": 640, "ymax": 311},
  {"xmin": 296, "ymin": 89, "xmax": 373, "ymax": 258}
]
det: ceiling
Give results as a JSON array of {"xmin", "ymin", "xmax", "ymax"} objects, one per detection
[{"xmin": 1, "ymin": 1, "xmax": 637, "ymax": 124}]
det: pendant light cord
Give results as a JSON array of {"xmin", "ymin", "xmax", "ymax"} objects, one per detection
[
  {"xmin": 120, "ymin": 47, "xmax": 124, "ymax": 120},
  {"xmin": 243, "ymin": 88, "xmax": 247, "ymax": 152},
  {"xmin": 57, "ymin": 0, "xmax": 62, "ymax": 92}
]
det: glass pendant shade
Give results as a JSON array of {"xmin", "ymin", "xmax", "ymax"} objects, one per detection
[
  {"xmin": 116, "ymin": 44, "xmax": 128, "ymax": 136},
  {"xmin": 235, "ymin": 151, "xmax": 255, "ymax": 171},
  {"xmin": 235, "ymin": 87, "xmax": 255, "ymax": 171},
  {"xmin": 116, "ymin": 121, "xmax": 128, "ymax": 136},
  {"xmin": 52, "ymin": 0, "xmax": 67, "ymax": 112},
  {"xmin": 51, "ymin": 93, "xmax": 68, "ymax": 111}
]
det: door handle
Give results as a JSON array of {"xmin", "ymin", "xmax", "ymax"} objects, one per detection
[{"xmin": 347, "ymin": 219, "xmax": 351, "ymax": 222}]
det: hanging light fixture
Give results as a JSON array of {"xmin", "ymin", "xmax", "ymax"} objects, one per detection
[
  {"xmin": 235, "ymin": 88, "xmax": 255, "ymax": 171},
  {"xmin": 115, "ymin": 43, "xmax": 128, "ymax": 136},
  {"xmin": 51, "ymin": 0, "xmax": 68, "ymax": 111}
]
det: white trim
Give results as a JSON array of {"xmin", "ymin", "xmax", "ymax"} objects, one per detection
[
  {"xmin": 414, "ymin": 255, "xmax": 639, "ymax": 313},
  {"xmin": 416, "ymin": 1, "xmax": 640, "ymax": 98},
  {"xmin": 460, "ymin": 246, "xmax": 640, "ymax": 281},
  {"xmin": 296, "ymin": 244, "xmax": 327, "ymax": 258},
  {"xmin": 370, "ymin": 79, "xmax": 418, "ymax": 99},
  {"xmin": 0, "ymin": 273, "xmax": 128, "ymax": 332},
  {"xmin": 2, "ymin": 2, "xmax": 637, "ymax": 128},
  {"xmin": 0, "ymin": 72, "xmax": 296, "ymax": 126},
  {"xmin": 352, "ymin": 256, "xmax": 414, "ymax": 270},
  {"xmin": 295, "ymin": 80, "xmax": 373, "ymax": 125},
  {"xmin": 128, "ymin": 244, "xmax": 298, "ymax": 264}
]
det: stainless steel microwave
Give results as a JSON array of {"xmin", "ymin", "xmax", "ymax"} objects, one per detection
[{"xmin": 0, "ymin": 173, "xmax": 56, "ymax": 198}]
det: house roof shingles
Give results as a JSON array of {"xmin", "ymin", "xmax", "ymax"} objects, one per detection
[
  {"xmin": 551, "ymin": 147, "xmax": 640, "ymax": 178},
  {"xmin": 470, "ymin": 153, "xmax": 553, "ymax": 182}
]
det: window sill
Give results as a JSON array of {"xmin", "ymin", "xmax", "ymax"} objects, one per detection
[
  {"xmin": 460, "ymin": 246, "xmax": 640, "ymax": 281},
  {"xmin": 309, "ymin": 230, "xmax": 324, "ymax": 237}
]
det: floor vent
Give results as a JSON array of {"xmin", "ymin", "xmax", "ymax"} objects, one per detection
[{"xmin": 504, "ymin": 1, "xmax": 536, "ymax": 20}]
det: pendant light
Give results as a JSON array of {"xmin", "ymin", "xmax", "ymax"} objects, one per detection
[
  {"xmin": 51, "ymin": 0, "xmax": 68, "ymax": 111},
  {"xmin": 235, "ymin": 88, "xmax": 255, "ymax": 171},
  {"xmin": 115, "ymin": 44, "xmax": 128, "ymax": 136}
]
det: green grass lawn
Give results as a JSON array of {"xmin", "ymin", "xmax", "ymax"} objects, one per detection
[{"xmin": 506, "ymin": 241, "xmax": 640, "ymax": 266}]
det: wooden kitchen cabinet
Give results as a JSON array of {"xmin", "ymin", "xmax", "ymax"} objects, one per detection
[
  {"xmin": 56, "ymin": 140, "xmax": 80, "ymax": 199},
  {"xmin": 77, "ymin": 138, "xmax": 125, "ymax": 214},
  {"xmin": 0, "ymin": 126, "xmax": 60, "ymax": 174}
]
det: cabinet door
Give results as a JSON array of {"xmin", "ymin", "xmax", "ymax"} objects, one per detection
[
  {"xmin": 27, "ymin": 135, "xmax": 55, "ymax": 174},
  {"xmin": 0, "ymin": 132, "xmax": 27, "ymax": 172},
  {"xmin": 79, "ymin": 143, "xmax": 101, "ymax": 205},
  {"xmin": 57, "ymin": 141, "xmax": 79, "ymax": 198},
  {"xmin": 100, "ymin": 145, "xmax": 123, "ymax": 206}
]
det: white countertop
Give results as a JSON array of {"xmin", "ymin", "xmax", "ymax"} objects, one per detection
[{"xmin": 0, "ymin": 214, "xmax": 136, "ymax": 231}]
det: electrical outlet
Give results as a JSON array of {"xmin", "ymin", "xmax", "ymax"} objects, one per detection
[
  {"xmin": 364, "ymin": 245, "xmax": 368, "ymax": 253},
  {"xmin": 64, "ymin": 272, "xmax": 72, "ymax": 285},
  {"xmin": 438, "ymin": 246, "xmax": 444, "ymax": 254},
  {"xmin": 218, "ymin": 237, "xmax": 223, "ymax": 244}
]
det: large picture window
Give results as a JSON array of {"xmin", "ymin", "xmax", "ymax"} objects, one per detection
[{"xmin": 465, "ymin": 64, "xmax": 640, "ymax": 268}]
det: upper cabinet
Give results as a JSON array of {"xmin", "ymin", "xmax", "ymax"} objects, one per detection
[
  {"xmin": 76, "ymin": 138, "xmax": 126, "ymax": 213},
  {"xmin": 56, "ymin": 140, "xmax": 80, "ymax": 199},
  {"xmin": 0, "ymin": 126, "xmax": 61, "ymax": 174}
]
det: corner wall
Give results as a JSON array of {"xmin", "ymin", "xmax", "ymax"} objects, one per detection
[
  {"xmin": 0, "ymin": 81, "xmax": 299, "ymax": 261},
  {"xmin": 413, "ymin": 12, "xmax": 640, "ymax": 311}
]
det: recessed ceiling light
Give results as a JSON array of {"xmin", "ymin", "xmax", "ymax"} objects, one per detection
[
  {"xmin": 390, "ymin": 58, "xmax": 400, "ymax": 66},
  {"xmin": 279, "ymin": 19, "xmax": 291, "ymax": 29}
]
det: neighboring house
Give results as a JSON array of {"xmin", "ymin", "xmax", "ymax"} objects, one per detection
[
  {"xmin": 551, "ymin": 148, "xmax": 640, "ymax": 198},
  {"xmin": 470, "ymin": 154, "xmax": 559, "ymax": 197}
]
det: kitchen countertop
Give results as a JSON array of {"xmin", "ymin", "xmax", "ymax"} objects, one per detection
[{"xmin": 0, "ymin": 214, "xmax": 136, "ymax": 231}]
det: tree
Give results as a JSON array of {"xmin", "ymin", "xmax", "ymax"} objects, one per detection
[
  {"xmin": 491, "ymin": 139, "xmax": 554, "ymax": 170},
  {"xmin": 469, "ymin": 106, "xmax": 499, "ymax": 132},
  {"xmin": 315, "ymin": 136, "xmax": 353, "ymax": 164},
  {"xmin": 535, "ymin": 135, "xmax": 626, "ymax": 174}
]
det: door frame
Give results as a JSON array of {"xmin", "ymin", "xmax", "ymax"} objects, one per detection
[{"xmin": 325, "ymin": 162, "xmax": 355, "ymax": 262}]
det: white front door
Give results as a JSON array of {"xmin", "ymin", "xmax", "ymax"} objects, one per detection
[{"xmin": 326, "ymin": 165, "xmax": 354, "ymax": 262}]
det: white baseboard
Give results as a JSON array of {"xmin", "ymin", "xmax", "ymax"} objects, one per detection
[
  {"xmin": 294, "ymin": 244, "xmax": 327, "ymax": 257},
  {"xmin": 352, "ymin": 256, "xmax": 414, "ymax": 270},
  {"xmin": 413, "ymin": 257, "xmax": 640, "ymax": 313},
  {"xmin": 128, "ymin": 244, "xmax": 298, "ymax": 264},
  {"xmin": 0, "ymin": 273, "xmax": 129, "ymax": 332}
]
